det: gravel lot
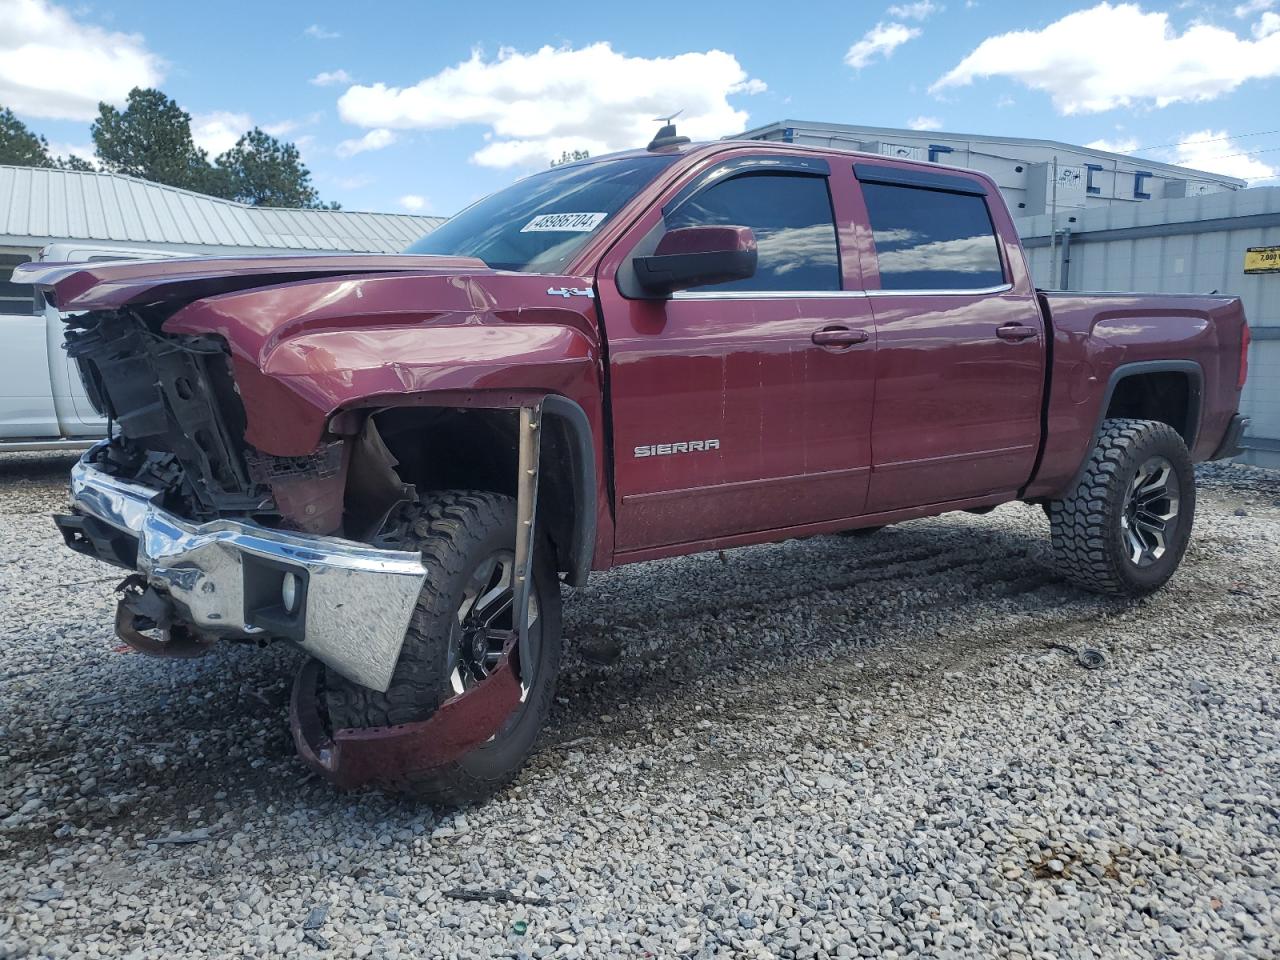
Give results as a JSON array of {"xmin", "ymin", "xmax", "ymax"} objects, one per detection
[{"xmin": 1, "ymin": 452, "xmax": 1278, "ymax": 960}]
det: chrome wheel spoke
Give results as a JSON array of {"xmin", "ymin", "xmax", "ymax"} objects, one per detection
[
  {"xmin": 475, "ymin": 589, "xmax": 514, "ymax": 627},
  {"xmin": 1120, "ymin": 455, "xmax": 1181, "ymax": 568},
  {"xmin": 450, "ymin": 551, "xmax": 523, "ymax": 692}
]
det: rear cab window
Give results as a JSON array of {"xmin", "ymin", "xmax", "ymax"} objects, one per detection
[
  {"xmin": 0, "ymin": 253, "xmax": 38, "ymax": 315},
  {"xmin": 856, "ymin": 168, "xmax": 1006, "ymax": 291}
]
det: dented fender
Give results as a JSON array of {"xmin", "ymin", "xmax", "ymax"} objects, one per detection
[{"xmin": 161, "ymin": 270, "xmax": 605, "ymax": 456}]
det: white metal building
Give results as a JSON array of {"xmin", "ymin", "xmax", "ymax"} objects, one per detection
[
  {"xmin": 0, "ymin": 164, "xmax": 445, "ymax": 313},
  {"xmin": 737, "ymin": 120, "xmax": 1245, "ymax": 218},
  {"xmin": 1018, "ymin": 187, "xmax": 1280, "ymax": 468}
]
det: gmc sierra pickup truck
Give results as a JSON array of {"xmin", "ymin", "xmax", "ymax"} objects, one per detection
[{"xmin": 15, "ymin": 132, "xmax": 1251, "ymax": 804}]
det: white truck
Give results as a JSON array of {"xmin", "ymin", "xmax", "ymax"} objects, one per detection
[{"xmin": 1, "ymin": 243, "xmax": 189, "ymax": 451}]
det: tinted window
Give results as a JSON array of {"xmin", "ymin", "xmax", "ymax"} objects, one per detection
[
  {"xmin": 406, "ymin": 155, "xmax": 677, "ymax": 273},
  {"xmin": 666, "ymin": 173, "xmax": 840, "ymax": 292},
  {"xmin": 0, "ymin": 254, "xmax": 37, "ymax": 315},
  {"xmin": 861, "ymin": 183, "xmax": 1005, "ymax": 290}
]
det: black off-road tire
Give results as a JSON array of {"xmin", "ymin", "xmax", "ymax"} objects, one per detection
[
  {"xmin": 1047, "ymin": 418, "xmax": 1195, "ymax": 597},
  {"xmin": 322, "ymin": 490, "xmax": 562, "ymax": 805}
]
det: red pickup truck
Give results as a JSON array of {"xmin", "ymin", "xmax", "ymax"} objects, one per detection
[{"xmin": 17, "ymin": 134, "xmax": 1250, "ymax": 804}]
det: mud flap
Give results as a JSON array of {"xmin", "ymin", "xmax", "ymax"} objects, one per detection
[{"xmin": 289, "ymin": 645, "xmax": 523, "ymax": 790}]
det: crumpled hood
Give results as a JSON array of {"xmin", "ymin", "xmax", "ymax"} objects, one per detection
[
  {"xmin": 16, "ymin": 253, "xmax": 603, "ymax": 457},
  {"xmin": 13, "ymin": 253, "xmax": 492, "ymax": 312},
  {"xmin": 162, "ymin": 266, "xmax": 600, "ymax": 374}
]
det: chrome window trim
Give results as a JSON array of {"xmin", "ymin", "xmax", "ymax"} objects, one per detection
[
  {"xmin": 868, "ymin": 283, "xmax": 1014, "ymax": 298},
  {"xmin": 672, "ymin": 289, "xmax": 867, "ymax": 301},
  {"xmin": 670, "ymin": 282, "xmax": 1013, "ymax": 301}
]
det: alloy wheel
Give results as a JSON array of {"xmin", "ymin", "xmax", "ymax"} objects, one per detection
[{"xmin": 1120, "ymin": 456, "xmax": 1181, "ymax": 568}]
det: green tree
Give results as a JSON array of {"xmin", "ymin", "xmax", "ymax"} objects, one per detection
[
  {"xmin": 56, "ymin": 154, "xmax": 95, "ymax": 172},
  {"xmin": 91, "ymin": 88, "xmax": 219, "ymax": 193},
  {"xmin": 0, "ymin": 107, "xmax": 54, "ymax": 167},
  {"xmin": 215, "ymin": 128, "xmax": 336, "ymax": 209}
]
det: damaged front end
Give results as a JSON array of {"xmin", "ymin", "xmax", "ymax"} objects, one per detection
[
  {"xmin": 21, "ymin": 254, "xmax": 591, "ymax": 794},
  {"xmin": 54, "ymin": 301, "xmax": 439, "ymax": 684},
  {"xmin": 60, "ymin": 445, "xmax": 429, "ymax": 691}
]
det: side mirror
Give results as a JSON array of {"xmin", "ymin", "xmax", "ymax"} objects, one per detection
[{"xmin": 634, "ymin": 225, "xmax": 757, "ymax": 296}]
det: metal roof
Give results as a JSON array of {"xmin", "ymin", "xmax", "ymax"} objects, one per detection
[{"xmin": 0, "ymin": 165, "xmax": 446, "ymax": 253}]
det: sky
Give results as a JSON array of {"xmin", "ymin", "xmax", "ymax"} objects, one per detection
[{"xmin": 3, "ymin": 0, "xmax": 1280, "ymax": 216}]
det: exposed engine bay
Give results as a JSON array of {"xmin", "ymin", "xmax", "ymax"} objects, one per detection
[
  {"xmin": 66, "ymin": 307, "xmax": 277, "ymax": 520},
  {"xmin": 62, "ymin": 306, "xmax": 399, "ymax": 538}
]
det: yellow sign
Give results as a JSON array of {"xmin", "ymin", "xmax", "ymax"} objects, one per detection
[{"xmin": 1245, "ymin": 245, "xmax": 1280, "ymax": 274}]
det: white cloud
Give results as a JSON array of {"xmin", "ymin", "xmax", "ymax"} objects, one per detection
[
  {"xmin": 336, "ymin": 127, "xmax": 397, "ymax": 157},
  {"xmin": 845, "ymin": 22, "xmax": 921, "ymax": 69},
  {"xmin": 1085, "ymin": 136, "xmax": 1139, "ymax": 153},
  {"xmin": 337, "ymin": 43, "xmax": 764, "ymax": 169},
  {"xmin": 260, "ymin": 112, "xmax": 322, "ymax": 139},
  {"xmin": 0, "ymin": 0, "xmax": 164, "ymax": 121},
  {"xmin": 399, "ymin": 194, "xmax": 427, "ymax": 211},
  {"xmin": 931, "ymin": 2, "xmax": 1280, "ymax": 114},
  {"xmin": 1233, "ymin": 0, "xmax": 1274, "ymax": 17},
  {"xmin": 1172, "ymin": 128, "xmax": 1277, "ymax": 183},
  {"xmin": 907, "ymin": 115, "xmax": 943, "ymax": 130},
  {"xmin": 304, "ymin": 24, "xmax": 340, "ymax": 40},
  {"xmin": 1256, "ymin": 11, "xmax": 1280, "ymax": 36},
  {"xmin": 47, "ymin": 140, "xmax": 96, "ymax": 166},
  {"xmin": 887, "ymin": 1, "xmax": 940, "ymax": 19},
  {"xmin": 310, "ymin": 69, "xmax": 353, "ymax": 87},
  {"xmin": 261, "ymin": 119, "xmax": 298, "ymax": 137},
  {"xmin": 190, "ymin": 110, "xmax": 250, "ymax": 156}
]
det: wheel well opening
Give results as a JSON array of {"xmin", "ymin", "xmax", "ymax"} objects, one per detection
[
  {"xmin": 357, "ymin": 406, "xmax": 581, "ymax": 580},
  {"xmin": 1104, "ymin": 372, "xmax": 1196, "ymax": 447}
]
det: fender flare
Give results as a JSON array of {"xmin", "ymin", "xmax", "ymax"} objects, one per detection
[
  {"xmin": 1059, "ymin": 359, "xmax": 1205, "ymax": 496},
  {"xmin": 1097, "ymin": 360, "xmax": 1204, "ymax": 450},
  {"xmin": 540, "ymin": 395, "xmax": 597, "ymax": 587}
]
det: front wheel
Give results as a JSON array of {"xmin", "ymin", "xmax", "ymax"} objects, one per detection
[
  {"xmin": 322, "ymin": 490, "xmax": 561, "ymax": 805},
  {"xmin": 1047, "ymin": 418, "xmax": 1195, "ymax": 597}
]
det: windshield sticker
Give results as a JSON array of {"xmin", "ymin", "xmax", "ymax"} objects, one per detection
[{"xmin": 520, "ymin": 212, "xmax": 608, "ymax": 233}]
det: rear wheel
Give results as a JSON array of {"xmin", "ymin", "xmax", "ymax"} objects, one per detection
[
  {"xmin": 322, "ymin": 490, "xmax": 561, "ymax": 805},
  {"xmin": 1047, "ymin": 418, "xmax": 1195, "ymax": 597}
]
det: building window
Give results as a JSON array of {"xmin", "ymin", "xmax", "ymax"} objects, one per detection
[
  {"xmin": 860, "ymin": 183, "xmax": 1005, "ymax": 290},
  {"xmin": 1133, "ymin": 171, "xmax": 1152, "ymax": 200},
  {"xmin": 1085, "ymin": 163, "xmax": 1103, "ymax": 196}
]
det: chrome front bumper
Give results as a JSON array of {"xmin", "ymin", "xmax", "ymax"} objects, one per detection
[{"xmin": 61, "ymin": 446, "xmax": 427, "ymax": 692}]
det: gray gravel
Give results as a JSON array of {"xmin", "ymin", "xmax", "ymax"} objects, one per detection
[{"xmin": 2, "ymin": 452, "xmax": 1278, "ymax": 959}]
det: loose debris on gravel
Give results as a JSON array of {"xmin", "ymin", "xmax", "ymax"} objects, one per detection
[{"xmin": 1, "ymin": 452, "xmax": 1278, "ymax": 959}]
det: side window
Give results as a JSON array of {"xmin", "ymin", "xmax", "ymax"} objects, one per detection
[
  {"xmin": 860, "ymin": 183, "xmax": 1005, "ymax": 291},
  {"xmin": 0, "ymin": 253, "xmax": 38, "ymax": 315},
  {"xmin": 666, "ymin": 173, "xmax": 840, "ymax": 292}
]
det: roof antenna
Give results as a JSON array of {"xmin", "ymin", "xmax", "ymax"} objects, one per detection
[{"xmin": 647, "ymin": 110, "xmax": 690, "ymax": 151}]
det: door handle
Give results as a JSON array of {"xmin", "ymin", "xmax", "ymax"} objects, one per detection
[
  {"xmin": 811, "ymin": 326, "xmax": 870, "ymax": 348},
  {"xmin": 996, "ymin": 323, "xmax": 1038, "ymax": 342}
]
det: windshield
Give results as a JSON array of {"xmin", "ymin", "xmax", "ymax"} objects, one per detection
[{"xmin": 405, "ymin": 155, "xmax": 677, "ymax": 272}]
